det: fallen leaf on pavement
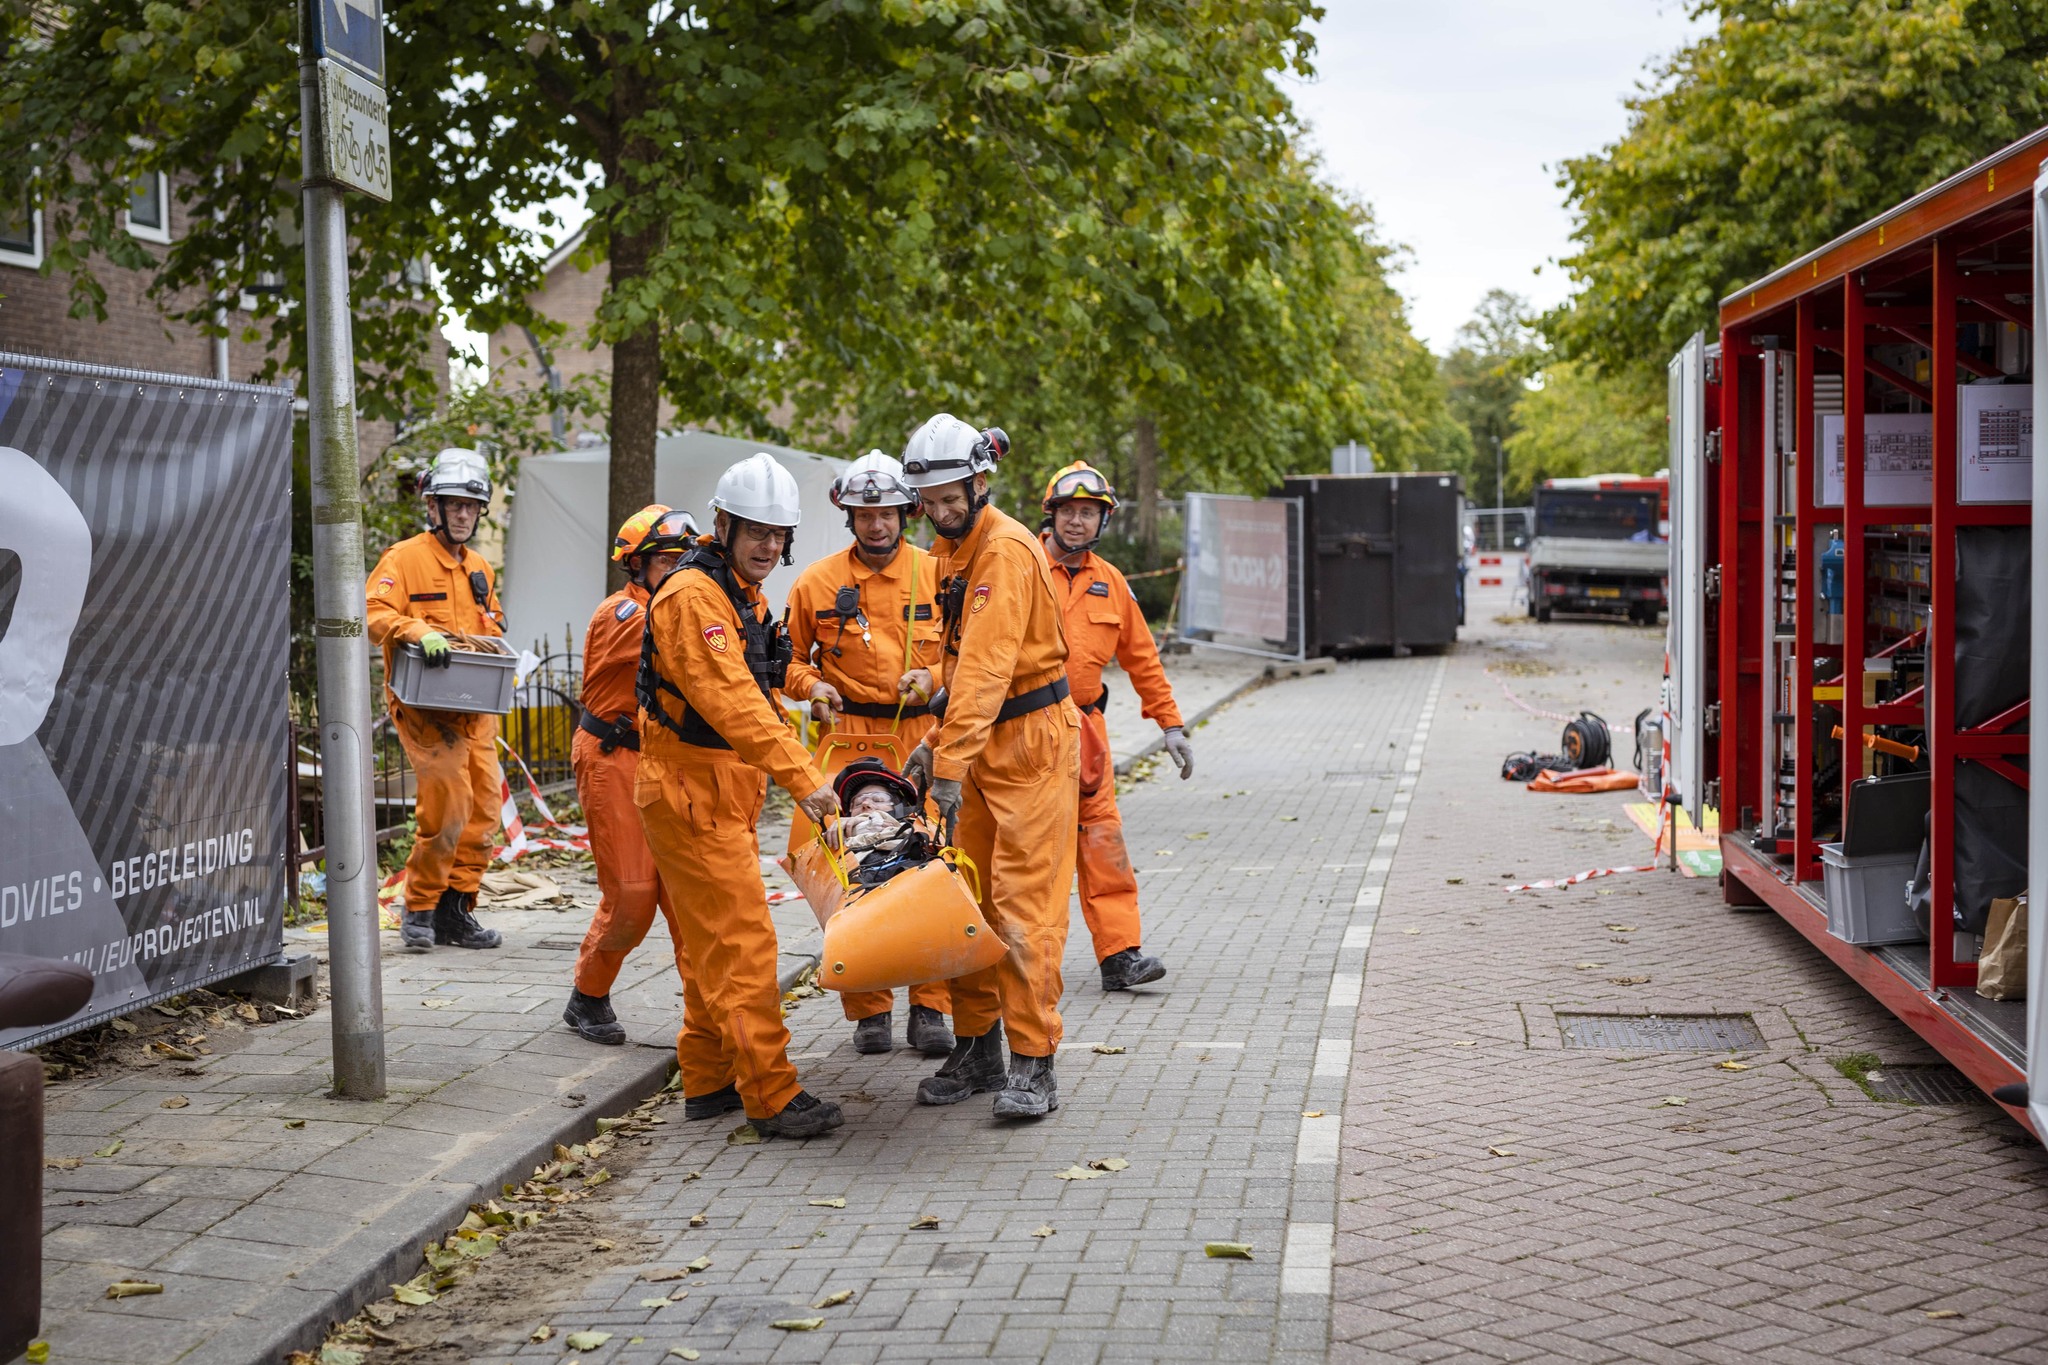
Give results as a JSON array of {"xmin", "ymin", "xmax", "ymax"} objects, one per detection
[
  {"xmin": 686, "ymin": 1256, "xmax": 712, "ymax": 1272},
  {"xmin": 727, "ymin": 1123, "xmax": 760, "ymax": 1146},
  {"xmin": 110, "ymin": 1017, "xmax": 137, "ymax": 1035},
  {"xmin": 1715, "ymin": 1061, "xmax": 1750, "ymax": 1072},
  {"xmin": 1926, "ymin": 1310, "xmax": 1963, "ymax": 1320},
  {"xmin": 285, "ymin": 1119, "xmax": 307, "ymax": 1129},
  {"xmin": 809, "ymin": 1197, "xmax": 846, "ymax": 1208},
  {"xmin": 1486, "ymin": 1146, "xmax": 1516, "ymax": 1158},
  {"xmin": 1654, "ymin": 1096, "xmax": 1688, "ymax": 1107},
  {"xmin": 640, "ymin": 1298, "xmax": 672, "ymax": 1309},
  {"xmin": 1451, "ymin": 1041, "xmax": 1477, "ymax": 1048},
  {"xmin": 1605, "ymin": 924, "xmax": 1637, "ymax": 932},
  {"xmin": 592, "ymin": 1240, "xmax": 615, "ymax": 1251},
  {"xmin": 814, "ymin": 1289, "xmax": 854, "ymax": 1308},
  {"xmin": 1445, "ymin": 877, "xmax": 1464, "ymax": 885},
  {"xmin": 319, "ymin": 1345, "xmax": 364, "ymax": 1365},
  {"xmin": 528, "ymin": 1324, "xmax": 552, "ymax": 1343},
  {"xmin": 1573, "ymin": 962, "xmax": 1604, "ymax": 970},
  {"xmin": 771, "ymin": 1318, "xmax": 825, "ymax": 1332},
  {"xmin": 1203, "ymin": 1243, "xmax": 1253, "ymax": 1259},
  {"xmin": 910, "ymin": 1214, "xmax": 940, "ymax": 1229},
  {"xmin": 93, "ymin": 1140, "xmax": 123, "ymax": 1158},
  {"xmin": 1031, "ymin": 1226, "xmax": 1055, "ymax": 1238},
  {"xmin": 688, "ymin": 1214, "xmax": 707, "ymax": 1227},
  {"xmin": 105, "ymin": 1281, "xmax": 163, "ymax": 1299},
  {"xmin": 25, "ymin": 1344, "xmax": 49, "ymax": 1364},
  {"xmin": 1609, "ymin": 976, "xmax": 1652, "ymax": 986},
  {"xmin": 1186, "ymin": 832, "xmax": 1210, "ymax": 840},
  {"xmin": 585, "ymin": 1168, "xmax": 612, "ymax": 1186},
  {"xmin": 152, "ymin": 1042, "xmax": 198, "ymax": 1061},
  {"xmin": 668, "ymin": 1350, "xmax": 700, "ymax": 1361},
  {"xmin": 641, "ymin": 1270, "xmax": 689, "ymax": 1283},
  {"xmin": 565, "ymin": 1332, "xmax": 612, "ymax": 1350},
  {"xmin": 392, "ymin": 1285, "xmax": 435, "ymax": 1306},
  {"xmin": 1403, "ymin": 928, "xmax": 1421, "ymax": 935},
  {"xmin": 1053, "ymin": 1166, "xmax": 1104, "ymax": 1181},
  {"xmin": 44, "ymin": 1156, "xmax": 81, "ymax": 1170},
  {"xmin": 160, "ymin": 1096, "xmax": 189, "ymax": 1109},
  {"xmin": 1301, "ymin": 1110, "xmax": 1325, "ymax": 1118},
  {"xmin": 1091, "ymin": 1044, "xmax": 1125, "ymax": 1055},
  {"xmin": 421, "ymin": 1000, "xmax": 451, "ymax": 1010},
  {"xmin": 1278, "ymin": 815, "xmax": 1298, "ymax": 822},
  {"xmin": 667, "ymin": 1289, "xmax": 689, "ymax": 1303},
  {"xmin": 1088, "ymin": 1157, "xmax": 1129, "ymax": 1172}
]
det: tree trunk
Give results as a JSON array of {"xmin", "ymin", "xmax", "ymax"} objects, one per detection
[
  {"xmin": 603, "ymin": 71, "xmax": 663, "ymax": 593},
  {"xmin": 1132, "ymin": 414, "xmax": 1161, "ymax": 559}
]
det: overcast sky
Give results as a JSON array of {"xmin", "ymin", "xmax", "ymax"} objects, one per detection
[{"xmin": 1287, "ymin": 0, "xmax": 1705, "ymax": 352}]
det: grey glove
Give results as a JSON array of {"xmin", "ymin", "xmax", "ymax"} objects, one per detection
[
  {"xmin": 1162, "ymin": 726, "xmax": 1194, "ymax": 780},
  {"xmin": 929, "ymin": 777, "xmax": 962, "ymax": 835},
  {"xmin": 903, "ymin": 742, "xmax": 935, "ymax": 795}
]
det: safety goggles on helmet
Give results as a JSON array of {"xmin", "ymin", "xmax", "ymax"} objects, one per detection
[
  {"xmin": 611, "ymin": 503, "xmax": 675, "ymax": 563},
  {"xmin": 1043, "ymin": 465, "xmax": 1118, "ymax": 511},
  {"xmin": 831, "ymin": 468, "xmax": 919, "ymax": 510},
  {"xmin": 421, "ymin": 447, "xmax": 493, "ymax": 502},
  {"xmin": 641, "ymin": 508, "xmax": 702, "ymax": 556}
]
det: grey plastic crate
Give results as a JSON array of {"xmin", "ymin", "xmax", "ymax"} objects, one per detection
[
  {"xmin": 1819, "ymin": 841, "xmax": 1923, "ymax": 946},
  {"xmin": 389, "ymin": 636, "xmax": 518, "ymax": 715}
]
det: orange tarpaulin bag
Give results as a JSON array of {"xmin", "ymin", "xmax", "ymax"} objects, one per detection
[
  {"xmin": 820, "ymin": 849, "xmax": 1007, "ymax": 993},
  {"xmin": 1528, "ymin": 766, "xmax": 1640, "ymax": 794}
]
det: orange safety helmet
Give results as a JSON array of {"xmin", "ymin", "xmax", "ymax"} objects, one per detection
[
  {"xmin": 611, "ymin": 503, "xmax": 675, "ymax": 563},
  {"xmin": 1041, "ymin": 461, "xmax": 1119, "ymax": 514}
]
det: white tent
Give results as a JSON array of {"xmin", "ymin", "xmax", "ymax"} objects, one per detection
[{"xmin": 500, "ymin": 432, "xmax": 850, "ymax": 656}]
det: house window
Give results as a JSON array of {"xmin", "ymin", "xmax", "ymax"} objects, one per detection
[
  {"xmin": 124, "ymin": 171, "xmax": 171, "ymax": 244},
  {"xmin": 0, "ymin": 191, "xmax": 40, "ymax": 269}
]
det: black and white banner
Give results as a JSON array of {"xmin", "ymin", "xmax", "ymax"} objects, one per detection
[{"xmin": 0, "ymin": 353, "xmax": 294, "ymax": 1048}]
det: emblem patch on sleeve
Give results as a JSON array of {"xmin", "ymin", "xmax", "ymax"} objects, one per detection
[
  {"xmin": 703, "ymin": 623, "xmax": 729, "ymax": 652},
  {"xmin": 614, "ymin": 600, "xmax": 640, "ymax": 621},
  {"xmin": 373, "ymin": 577, "xmax": 394, "ymax": 596},
  {"xmin": 971, "ymin": 585, "xmax": 991, "ymax": 614}
]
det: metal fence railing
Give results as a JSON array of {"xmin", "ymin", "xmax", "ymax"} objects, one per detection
[{"xmin": 290, "ymin": 645, "xmax": 584, "ymax": 884}]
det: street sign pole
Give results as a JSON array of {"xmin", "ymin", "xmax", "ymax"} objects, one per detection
[{"xmin": 298, "ymin": 0, "xmax": 387, "ymax": 1099}]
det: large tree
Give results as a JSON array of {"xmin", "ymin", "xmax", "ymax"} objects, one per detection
[
  {"xmin": 1439, "ymin": 288, "xmax": 1539, "ymax": 507},
  {"xmin": 1550, "ymin": 0, "xmax": 2048, "ymax": 375},
  {"xmin": 1502, "ymin": 358, "xmax": 1664, "ymax": 505}
]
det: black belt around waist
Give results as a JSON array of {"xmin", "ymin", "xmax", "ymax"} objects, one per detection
[
  {"xmin": 996, "ymin": 676, "xmax": 1071, "ymax": 724},
  {"xmin": 579, "ymin": 708, "xmax": 640, "ymax": 753},
  {"xmin": 837, "ymin": 698, "xmax": 933, "ymax": 720},
  {"xmin": 1078, "ymin": 684, "xmax": 1108, "ymax": 716}
]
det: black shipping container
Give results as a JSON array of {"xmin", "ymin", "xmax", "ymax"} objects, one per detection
[{"xmin": 1279, "ymin": 473, "xmax": 1462, "ymax": 654}]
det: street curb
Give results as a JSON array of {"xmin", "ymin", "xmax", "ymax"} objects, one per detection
[
  {"xmin": 223, "ymin": 950, "xmax": 821, "ymax": 1365},
  {"xmin": 1112, "ymin": 657, "xmax": 1324, "ymax": 776}
]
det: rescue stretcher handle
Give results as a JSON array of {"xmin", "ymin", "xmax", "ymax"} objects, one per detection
[{"xmin": 1829, "ymin": 725, "xmax": 1921, "ymax": 764}]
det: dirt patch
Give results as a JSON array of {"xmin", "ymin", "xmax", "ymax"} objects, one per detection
[{"xmin": 35, "ymin": 986, "xmax": 319, "ymax": 1086}]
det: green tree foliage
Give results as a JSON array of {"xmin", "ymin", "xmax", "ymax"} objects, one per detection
[
  {"xmin": 1503, "ymin": 359, "xmax": 1665, "ymax": 505},
  {"xmin": 1551, "ymin": 0, "xmax": 2048, "ymax": 373},
  {"xmin": 1440, "ymin": 288, "xmax": 1540, "ymax": 505}
]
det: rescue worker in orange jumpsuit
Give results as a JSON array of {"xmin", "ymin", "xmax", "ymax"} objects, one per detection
[
  {"xmin": 365, "ymin": 447, "xmax": 506, "ymax": 953},
  {"xmin": 560, "ymin": 505, "xmax": 698, "ymax": 1045},
  {"xmin": 782, "ymin": 452, "xmax": 957, "ymax": 1059},
  {"xmin": 899, "ymin": 415, "xmax": 1080, "ymax": 1120},
  {"xmin": 1040, "ymin": 462, "xmax": 1195, "ymax": 991},
  {"xmin": 635, "ymin": 454, "xmax": 844, "ymax": 1138}
]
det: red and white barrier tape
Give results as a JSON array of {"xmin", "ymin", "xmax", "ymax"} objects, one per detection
[
  {"xmin": 496, "ymin": 737, "xmax": 589, "ymax": 862},
  {"xmin": 1504, "ymin": 796, "xmax": 1671, "ymax": 893},
  {"xmin": 1495, "ymin": 676, "xmax": 1576, "ymax": 725}
]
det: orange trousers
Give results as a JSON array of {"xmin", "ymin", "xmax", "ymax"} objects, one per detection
[
  {"xmin": 636, "ymin": 750, "xmax": 802, "ymax": 1118},
  {"xmin": 1075, "ymin": 711, "xmax": 1142, "ymax": 961},
  {"xmin": 819, "ymin": 711, "xmax": 953, "ymax": 1024},
  {"xmin": 570, "ymin": 730, "xmax": 688, "ymax": 996},
  {"xmin": 392, "ymin": 706, "xmax": 501, "ymax": 912},
  {"xmin": 944, "ymin": 704, "xmax": 1081, "ymax": 1058}
]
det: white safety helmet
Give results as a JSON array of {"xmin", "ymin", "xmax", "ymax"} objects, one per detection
[
  {"xmin": 709, "ymin": 451, "xmax": 802, "ymax": 530},
  {"xmin": 831, "ymin": 451, "xmax": 920, "ymax": 511},
  {"xmin": 900, "ymin": 414, "xmax": 1007, "ymax": 490},
  {"xmin": 421, "ymin": 447, "xmax": 492, "ymax": 502}
]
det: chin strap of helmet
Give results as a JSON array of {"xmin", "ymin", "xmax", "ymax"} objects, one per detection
[
  {"xmin": 1042, "ymin": 512, "xmax": 1103, "ymax": 558},
  {"xmin": 428, "ymin": 496, "xmax": 477, "ymax": 547}
]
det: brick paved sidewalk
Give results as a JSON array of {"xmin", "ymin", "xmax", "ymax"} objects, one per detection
[
  {"xmin": 34, "ymin": 862, "xmax": 820, "ymax": 1365},
  {"xmin": 1334, "ymin": 612, "xmax": 2048, "ymax": 1363},
  {"xmin": 364, "ymin": 654, "xmax": 1439, "ymax": 1364}
]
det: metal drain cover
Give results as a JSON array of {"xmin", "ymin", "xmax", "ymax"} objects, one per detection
[
  {"xmin": 531, "ymin": 937, "xmax": 581, "ymax": 952},
  {"xmin": 1558, "ymin": 1012, "xmax": 1765, "ymax": 1051},
  {"xmin": 1864, "ymin": 1065, "xmax": 1983, "ymax": 1106}
]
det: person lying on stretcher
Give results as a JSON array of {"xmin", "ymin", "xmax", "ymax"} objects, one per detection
[{"xmin": 825, "ymin": 758, "xmax": 942, "ymax": 888}]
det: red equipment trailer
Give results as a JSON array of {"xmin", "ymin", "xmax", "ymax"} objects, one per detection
[{"xmin": 1666, "ymin": 129, "xmax": 2045, "ymax": 1136}]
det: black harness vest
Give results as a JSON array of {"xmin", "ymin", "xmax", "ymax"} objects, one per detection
[{"xmin": 636, "ymin": 544, "xmax": 792, "ymax": 750}]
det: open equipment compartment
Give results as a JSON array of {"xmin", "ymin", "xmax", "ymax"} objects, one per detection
[{"xmin": 1670, "ymin": 127, "xmax": 2044, "ymax": 1133}]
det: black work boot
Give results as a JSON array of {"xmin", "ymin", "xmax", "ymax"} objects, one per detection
[
  {"xmin": 684, "ymin": 1088, "xmax": 749, "ymax": 1121},
  {"xmin": 906, "ymin": 1005, "xmax": 956, "ymax": 1058},
  {"xmin": 1100, "ymin": 947, "xmax": 1166, "ymax": 991},
  {"xmin": 399, "ymin": 908, "xmax": 436, "ymax": 952},
  {"xmin": 991, "ymin": 1052, "xmax": 1059, "ymax": 1119},
  {"xmin": 753, "ymin": 1090, "xmax": 844, "ymax": 1139},
  {"xmin": 683, "ymin": 1082, "xmax": 743, "ymax": 1121},
  {"xmin": 915, "ymin": 1024, "xmax": 1007, "ymax": 1106},
  {"xmin": 851, "ymin": 1011, "xmax": 893, "ymax": 1055},
  {"xmin": 563, "ymin": 990, "xmax": 625, "ymax": 1045},
  {"xmin": 433, "ymin": 889, "xmax": 502, "ymax": 949}
]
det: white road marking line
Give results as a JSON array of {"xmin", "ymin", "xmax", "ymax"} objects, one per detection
[
  {"xmin": 1367, "ymin": 855, "xmax": 1393, "ymax": 874},
  {"xmin": 1341, "ymin": 924, "xmax": 1373, "ymax": 951},
  {"xmin": 1382, "ymin": 810, "xmax": 1407, "ymax": 829},
  {"xmin": 1295, "ymin": 1115, "xmax": 1339, "ymax": 1165},
  {"xmin": 1327, "ymin": 973, "xmax": 1361, "ymax": 1010},
  {"xmin": 1282, "ymin": 1221, "xmax": 1335, "ymax": 1295},
  {"xmin": 1314, "ymin": 1038, "xmax": 1350, "ymax": 1077},
  {"xmin": 1354, "ymin": 885, "xmax": 1382, "ymax": 909},
  {"xmin": 1173, "ymin": 1040, "xmax": 1246, "ymax": 1049}
]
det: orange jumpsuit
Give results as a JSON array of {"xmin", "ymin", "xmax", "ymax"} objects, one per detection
[
  {"xmin": 783, "ymin": 541, "xmax": 951, "ymax": 1023},
  {"xmin": 1047, "ymin": 540, "xmax": 1184, "ymax": 961},
  {"xmin": 636, "ymin": 541, "xmax": 829, "ymax": 1116},
  {"xmin": 366, "ymin": 533, "xmax": 506, "ymax": 912},
  {"xmin": 571, "ymin": 583, "xmax": 688, "ymax": 996},
  {"xmin": 930, "ymin": 505, "xmax": 1081, "ymax": 1059}
]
